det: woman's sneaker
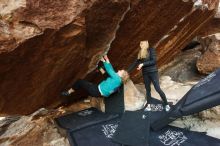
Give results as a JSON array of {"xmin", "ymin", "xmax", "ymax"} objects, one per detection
[
  {"xmin": 144, "ymin": 104, "xmax": 151, "ymax": 111},
  {"xmin": 165, "ymin": 105, "xmax": 170, "ymax": 112}
]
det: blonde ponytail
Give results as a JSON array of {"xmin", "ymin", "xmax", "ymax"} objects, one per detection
[{"xmin": 138, "ymin": 40, "xmax": 149, "ymax": 59}]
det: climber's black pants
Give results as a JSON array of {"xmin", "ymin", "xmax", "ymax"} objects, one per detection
[
  {"xmin": 72, "ymin": 79, "xmax": 101, "ymax": 97},
  {"xmin": 142, "ymin": 71, "xmax": 168, "ymax": 105}
]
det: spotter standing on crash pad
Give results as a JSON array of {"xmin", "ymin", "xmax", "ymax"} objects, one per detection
[
  {"xmin": 128, "ymin": 40, "xmax": 170, "ymax": 112},
  {"xmin": 61, "ymin": 55, "xmax": 129, "ymax": 98}
]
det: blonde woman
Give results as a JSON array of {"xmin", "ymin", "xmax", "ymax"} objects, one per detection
[
  {"xmin": 128, "ymin": 41, "xmax": 170, "ymax": 112},
  {"xmin": 62, "ymin": 55, "xmax": 129, "ymax": 98}
]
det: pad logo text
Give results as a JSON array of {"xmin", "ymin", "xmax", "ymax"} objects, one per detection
[
  {"xmin": 159, "ymin": 130, "xmax": 187, "ymax": 146},
  {"xmin": 102, "ymin": 124, "xmax": 118, "ymax": 138}
]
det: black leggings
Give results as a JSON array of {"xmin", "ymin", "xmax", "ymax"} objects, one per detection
[
  {"xmin": 143, "ymin": 71, "xmax": 168, "ymax": 105},
  {"xmin": 72, "ymin": 79, "xmax": 101, "ymax": 97}
]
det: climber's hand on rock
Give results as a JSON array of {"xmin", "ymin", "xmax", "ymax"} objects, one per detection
[
  {"xmin": 137, "ymin": 63, "xmax": 143, "ymax": 70},
  {"xmin": 104, "ymin": 55, "xmax": 110, "ymax": 63},
  {"xmin": 101, "ymin": 57, "xmax": 105, "ymax": 62}
]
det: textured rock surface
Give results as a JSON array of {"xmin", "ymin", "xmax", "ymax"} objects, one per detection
[
  {"xmin": 215, "ymin": 1, "xmax": 220, "ymax": 17},
  {"xmin": 124, "ymin": 79, "xmax": 146, "ymax": 111},
  {"xmin": 197, "ymin": 34, "xmax": 220, "ymax": 74},
  {"xmin": 0, "ymin": 108, "xmax": 70, "ymax": 146},
  {"xmin": 198, "ymin": 1, "xmax": 220, "ymax": 36},
  {"xmin": 0, "ymin": 0, "xmax": 130, "ymax": 115},
  {"xmin": 161, "ymin": 47, "xmax": 203, "ymax": 82},
  {"xmin": 198, "ymin": 18, "xmax": 220, "ymax": 36},
  {"xmin": 170, "ymin": 115, "xmax": 220, "ymax": 139},
  {"xmin": 0, "ymin": 0, "xmax": 219, "ymax": 115}
]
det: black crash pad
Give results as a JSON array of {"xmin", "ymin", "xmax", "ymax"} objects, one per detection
[
  {"xmin": 56, "ymin": 107, "xmax": 220, "ymax": 146},
  {"xmin": 112, "ymin": 110, "xmax": 150, "ymax": 146},
  {"xmin": 146, "ymin": 98, "xmax": 171, "ymax": 125},
  {"xmin": 152, "ymin": 68, "xmax": 220, "ymax": 131},
  {"xmin": 66, "ymin": 109, "xmax": 220, "ymax": 146},
  {"xmin": 55, "ymin": 107, "xmax": 119, "ymax": 131},
  {"xmin": 104, "ymin": 85, "xmax": 125, "ymax": 114},
  {"xmin": 68, "ymin": 117, "xmax": 122, "ymax": 146},
  {"xmin": 149, "ymin": 125, "xmax": 220, "ymax": 146},
  {"xmin": 112, "ymin": 98, "xmax": 173, "ymax": 146}
]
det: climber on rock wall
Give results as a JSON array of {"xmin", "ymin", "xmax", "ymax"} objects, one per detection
[
  {"xmin": 128, "ymin": 40, "xmax": 170, "ymax": 112},
  {"xmin": 61, "ymin": 55, "xmax": 129, "ymax": 98}
]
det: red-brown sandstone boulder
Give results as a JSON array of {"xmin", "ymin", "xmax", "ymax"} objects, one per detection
[{"xmin": 197, "ymin": 34, "xmax": 220, "ymax": 74}]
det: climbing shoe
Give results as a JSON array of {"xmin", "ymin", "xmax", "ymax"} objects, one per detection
[
  {"xmin": 165, "ymin": 105, "xmax": 171, "ymax": 112},
  {"xmin": 144, "ymin": 104, "xmax": 151, "ymax": 111}
]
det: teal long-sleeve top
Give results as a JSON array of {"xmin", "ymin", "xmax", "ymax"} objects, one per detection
[{"xmin": 98, "ymin": 62, "xmax": 122, "ymax": 97}]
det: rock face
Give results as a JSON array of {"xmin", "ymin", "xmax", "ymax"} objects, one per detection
[
  {"xmin": 0, "ymin": 109, "xmax": 70, "ymax": 146},
  {"xmin": 0, "ymin": 0, "xmax": 219, "ymax": 115},
  {"xmin": 161, "ymin": 47, "xmax": 203, "ymax": 82},
  {"xmin": 0, "ymin": 0, "xmax": 130, "ymax": 115},
  {"xmin": 197, "ymin": 1, "xmax": 220, "ymax": 39},
  {"xmin": 198, "ymin": 18, "xmax": 220, "ymax": 37},
  {"xmin": 124, "ymin": 79, "xmax": 146, "ymax": 111},
  {"xmin": 197, "ymin": 34, "xmax": 220, "ymax": 74},
  {"xmin": 215, "ymin": 1, "xmax": 220, "ymax": 18}
]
